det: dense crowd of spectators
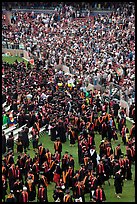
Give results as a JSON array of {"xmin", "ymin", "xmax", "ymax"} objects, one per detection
[
  {"xmin": 2, "ymin": 2, "xmax": 126, "ymax": 10},
  {"xmin": 2, "ymin": 2, "xmax": 135, "ymax": 107},
  {"xmin": 2, "ymin": 2, "xmax": 135, "ymax": 202}
]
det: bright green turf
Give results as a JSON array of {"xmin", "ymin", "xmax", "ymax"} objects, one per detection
[{"xmin": 2, "ymin": 56, "xmax": 28, "ymax": 65}]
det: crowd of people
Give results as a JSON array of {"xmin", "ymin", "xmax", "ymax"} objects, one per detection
[
  {"xmin": 2, "ymin": 2, "xmax": 135, "ymax": 203},
  {"xmin": 2, "ymin": 2, "xmax": 135, "ymax": 107}
]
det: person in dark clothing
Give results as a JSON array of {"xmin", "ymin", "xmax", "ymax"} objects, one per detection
[
  {"xmin": 8, "ymin": 164, "xmax": 16, "ymax": 191},
  {"xmin": 16, "ymin": 135, "xmax": 23, "ymax": 153},
  {"xmin": 2, "ymin": 133, "xmax": 6, "ymax": 154},
  {"xmin": 114, "ymin": 169, "xmax": 124, "ymax": 198},
  {"xmin": 51, "ymin": 124, "xmax": 57, "ymax": 141},
  {"xmin": 57, "ymin": 123, "xmax": 66, "ymax": 143},
  {"xmin": 25, "ymin": 176, "xmax": 36, "ymax": 201},
  {"xmin": 19, "ymin": 186, "xmax": 29, "ymax": 202},
  {"xmin": 21, "ymin": 128, "xmax": 29, "ymax": 151},
  {"xmin": 37, "ymin": 184, "xmax": 48, "ymax": 202},
  {"xmin": 5, "ymin": 191, "xmax": 17, "ymax": 202},
  {"xmin": 13, "ymin": 179, "xmax": 23, "ymax": 202},
  {"xmin": 2, "ymin": 174, "xmax": 8, "ymax": 202},
  {"xmin": 6, "ymin": 133, "xmax": 14, "ymax": 151},
  {"xmin": 54, "ymin": 138, "xmax": 62, "ymax": 158},
  {"xmin": 53, "ymin": 186, "xmax": 64, "ymax": 202},
  {"xmin": 93, "ymin": 185, "xmax": 106, "ymax": 202},
  {"xmin": 69, "ymin": 127, "xmax": 76, "ymax": 146},
  {"xmin": 63, "ymin": 189, "xmax": 73, "ymax": 202},
  {"xmin": 113, "ymin": 102, "xmax": 120, "ymax": 117},
  {"xmin": 114, "ymin": 144, "xmax": 122, "ymax": 160}
]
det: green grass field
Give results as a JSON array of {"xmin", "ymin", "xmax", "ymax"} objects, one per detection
[
  {"xmin": 2, "ymin": 56, "xmax": 28, "ymax": 65},
  {"xmin": 2, "ymin": 56, "xmax": 135, "ymax": 202}
]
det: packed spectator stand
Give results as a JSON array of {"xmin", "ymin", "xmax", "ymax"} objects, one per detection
[{"xmin": 2, "ymin": 2, "xmax": 135, "ymax": 202}]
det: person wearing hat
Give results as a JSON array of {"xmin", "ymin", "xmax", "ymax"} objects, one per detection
[
  {"xmin": 38, "ymin": 143, "xmax": 45, "ymax": 166},
  {"xmin": 114, "ymin": 169, "xmax": 124, "ymax": 198},
  {"xmin": 124, "ymin": 154, "xmax": 132, "ymax": 180},
  {"xmin": 31, "ymin": 160, "xmax": 39, "ymax": 184},
  {"xmin": 54, "ymin": 138, "xmax": 62, "ymax": 158},
  {"xmin": 89, "ymin": 145, "xmax": 97, "ymax": 171},
  {"xmin": 19, "ymin": 186, "xmax": 28, "ymax": 202},
  {"xmin": 62, "ymin": 152, "xmax": 69, "ymax": 172},
  {"xmin": 69, "ymin": 126, "xmax": 76, "ymax": 147},
  {"xmin": 96, "ymin": 160, "xmax": 105, "ymax": 186},
  {"xmin": 6, "ymin": 150, "xmax": 14, "ymax": 167},
  {"xmin": 57, "ymin": 121, "xmax": 66, "ymax": 143},
  {"xmin": 25, "ymin": 175, "xmax": 36, "ymax": 201},
  {"xmin": 24, "ymin": 156, "xmax": 32, "ymax": 179},
  {"xmin": 13, "ymin": 178, "xmax": 23, "ymax": 202},
  {"xmin": 14, "ymin": 164, "xmax": 23, "ymax": 182},
  {"xmin": 6, "ymin": 133, "xmax": 14, "ymax": 152},
  {"xmin": 75, "ymin": 181, "xmax": 85, "ymax": 202},
  {"xmin": 16, "ymin": 135, "xmax": 23, "ymax": 153},
  {"xmin": 63, "ymin": 189, "xmax": 73, "ymax": 202},
  {"xmin": 89, "ymin": 173, "xmax": 98, "ymax": 201},
  {"xmin": 68, "ymin": 154, "xmax": 75, "ymax": 169},
  {"xmin": 2, "ymin": 132, "xmax": 6, "ymax": 154},
  {"xmin": 53, "ymin": 186, "xmax": 64, "ymax": 202},
  {"xmin": 37, "ymin": 184, "xmax": 48, "ymax": 202},
  {"xmin": 93, "ymin": 185, "xmax": 106, "ymax": 202},
  {"xmin": 5, "ymin": 190, "xmax": 17, "ymax": 202},
  {"xmin": 2, "ymin": 174, "xmax": 7, "ymax": 202},
  {"xmin": 114, "ymin": 144, "xmax": 122, "ymax": 160},
  {"xmin": 8, "ymin": 163, "xmax": 16, "ymax": 191}
]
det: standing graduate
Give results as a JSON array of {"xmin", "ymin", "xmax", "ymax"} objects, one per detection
[
  {"xmin": 114, "ymin": 169, "xmax": 124, "ymax": 198},
  {"xmin": 93, "ymin": 185, "xmax": 106, "ymax": 202}
]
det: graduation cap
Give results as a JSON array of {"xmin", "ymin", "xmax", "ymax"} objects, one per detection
[
  {"xmin": 28, "ymin": 176, "xmax": 32, "ymax": 179},
  {"xmin": 56, "ymin": 186, "xmax": 61, "ymax": 189},
  {"xmin": 120, "ymin": 155, "xmax": 124, "ymax": 158},
  {"xmin": 81, "ymin": 164, "xmax": 84, "ymax": 167},
  {"xmin": 39, "ymin": 171, "xmax": 44, "ymax": 175},
  {"xmin": 3, "ymin": 153, "xmax": 7, "ymax": 157},
  {"xmin": 65, "ymin": 189, "xmax": 70, "ymax": 194},
  {"xmin": 114, "ymin": 159, "xmax": 118, "ymax": 163},
  {"xmin": 92, "ymin": 172, "xmax": 97, "ymax": 176},
  {"xmin": 9, "ymin": 149, "xmax": 13, "ymax": 154}
]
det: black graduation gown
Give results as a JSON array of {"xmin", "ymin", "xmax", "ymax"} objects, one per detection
[
  {"xmin": 38, "ymin": 187, "xmax": 48, "ymax": 202},
  {"xmin": 6, "ymin": 137, "xmax": 14, "ymax": 150},
  {"xmin": 53, "ymin": 189, "xmax": 64, "ymax": 202},
  {"xmin": 114, "ymin": 172, "xmax": 123, "ymax": 194},
  {"xmin": 57, "ymin": 125, "xmax": 66, "ymax": 143},
  {"xmin": 13, "ymin": 182, "xmax": 23, "ymax": 202},
  {"xmin": 25, "ymin": 181, "xmax": 36, "ymax": 201},
  {"xmin": 16, "ymin": 139, "xmax": 23, "ymax": 153},
  {"xmin": 69, "ymin": 130, "xmax": 75, "ymax": 145},
  {"xmin": 2, "ymin": 179, "xmax": 7, "ymax": 201},
  {"xmin": 2, "ymin": 135, "xmax": 6, "ymax": 154},
  {"xmin": 51, "ymin": 126, "xmax": 57, "ymax": 141}
]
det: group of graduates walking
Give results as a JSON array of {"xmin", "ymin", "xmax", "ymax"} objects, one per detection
[{"xmin": 2, "ymin": 103, "xmax": 135, "ymax": 202}]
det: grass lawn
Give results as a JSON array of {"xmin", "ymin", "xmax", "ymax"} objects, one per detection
[
  {"xmin": 5, "ymin": 119, "xmax": 135, "ymax": 202},
  {"xmin": 2, "ymin": 56, "xmax": 28, "ymax": 65}
]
